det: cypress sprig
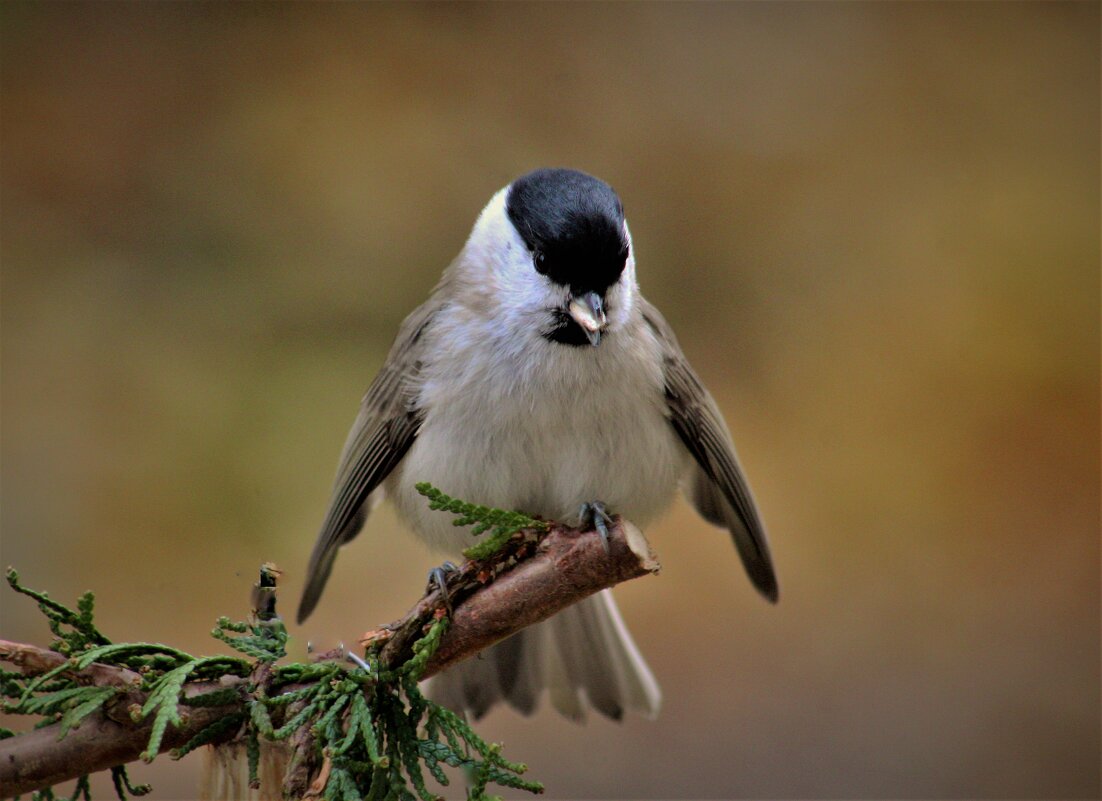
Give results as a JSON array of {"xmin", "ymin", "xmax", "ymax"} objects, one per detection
[
  {"xmin": 74, "ymin": 643, "xmax": 194, "ymax": 671},
  {"xmin": 58, "ymin": 686, "xmax": 119, "ymax": 737},
  {"xmin": 6, "ymin": 568, "xmax": 109, "ymax": 653},
  {"xmin": 169, "ymin": 711, "xmax": 246, "ymax": 760},
  {"xmin": 245, "ymin": 726, "xmax": 261, "ymax": 789},
  {"xmin": 139, "ymin": 661, "xmax": 201, "ymax": 762},
  {"xmin": 7, "ymin": 480, "xmax": 551, "ymax": 800},
  {"xmin": 109, "ymin": 766, "xmax": 151, "ymax": 798},
  {"xmin": 401, "ymin": 616, "xmax": 449, "ymax": 680},
  {"xmin": 211, "ymin": 613, "xmax": 288, "ymax": 663},
  {"xmin": 414, "ymin": 482, "xmax": 549, "ymax": 561}
]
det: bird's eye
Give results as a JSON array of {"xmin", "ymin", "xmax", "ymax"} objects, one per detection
[{"xmin": 533, "ymin": 250, "xmax": 549, "ymax": 275}]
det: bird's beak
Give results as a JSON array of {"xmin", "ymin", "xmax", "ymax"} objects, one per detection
[{"xmin": 567, "ymin": 291, "xmax": 607, "ymax": 346}]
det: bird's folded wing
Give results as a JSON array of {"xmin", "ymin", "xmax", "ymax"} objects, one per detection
[
  {"xmin": 640, "ymin": 299, "xmax": 778, "ymax": 602},
  {"xmin": 297, "ymin": 295, "xmax": 444, "ymax": 622}
]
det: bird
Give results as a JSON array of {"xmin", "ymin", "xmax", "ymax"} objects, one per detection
[{"xmin": 297, "ymin": 167, "xmax": 777, "ymax": 722}]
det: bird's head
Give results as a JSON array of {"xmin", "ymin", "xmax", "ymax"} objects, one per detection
[{"xmin": 453, "ymin": 168, "xmax": 638, "ymax": 348}]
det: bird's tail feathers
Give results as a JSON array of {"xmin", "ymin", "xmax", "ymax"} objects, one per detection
[{"xmin": 424, "ymin": 590, "xmax": 660, "ymax": 721}]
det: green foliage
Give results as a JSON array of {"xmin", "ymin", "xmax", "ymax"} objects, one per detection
[
  {"xmin": 211, "ymin": 615, "xmax": 288, "ymax": 662},
  {"xmin": 6, "ymin": 568, "xmax": 109, "ymax": 654},
  {"xmin": 4, "ymin": 570, "xmax": 155, "ymax": 801},
  {"xmin": 4, "ymin": 483, "xmax": 549, "ymax": 800},
  {"xmin": 233, "ymin": 614, "xmax": 542, "ymax": 800},
  {"xmin": 414, "ymin": 482, "xmax": 548, "ymax": 561}
]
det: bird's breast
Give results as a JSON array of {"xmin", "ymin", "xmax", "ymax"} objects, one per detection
[{"xmin": 387, "ymin": 327, "xmax": 687, "ymax": 555}]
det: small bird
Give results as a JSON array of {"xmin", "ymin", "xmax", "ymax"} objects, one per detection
[{"xmin": 298, "ymin": 167, "xmax": 777, "ymax": 721}]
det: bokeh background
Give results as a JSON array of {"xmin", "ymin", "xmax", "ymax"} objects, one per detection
[{"xmin": 2, "ymin": 3, "xmax": 1098, "ymax": 799}]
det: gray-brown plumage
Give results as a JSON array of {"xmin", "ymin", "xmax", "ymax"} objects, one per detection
[{"xmin": 297, "ymin": 168, "xmax": 777, "ymax": 720}]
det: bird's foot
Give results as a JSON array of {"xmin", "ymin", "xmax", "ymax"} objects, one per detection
[
  {"xmin": 578, "ymin": 501, "xmax": 615, "ymax": 553},
  {"xmin": 426, "ymin": 561, "xmax": 460, "ymax": 613}
]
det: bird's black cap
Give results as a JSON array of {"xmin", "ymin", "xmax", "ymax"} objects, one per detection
[{"xmin": 506, "ymin": 168, "xmax": 629, "ymax": 296}]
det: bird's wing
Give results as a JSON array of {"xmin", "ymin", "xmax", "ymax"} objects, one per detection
[
  {"xmin": 640, "ymin": 299, "xmax": 778, "ymax": 602},
  {"xmin": 297, "ymin": 296, "xmax": 443, "ymax": 622}
]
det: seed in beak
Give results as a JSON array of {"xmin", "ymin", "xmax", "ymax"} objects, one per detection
[{"xmin": 567, "ymin": 292, "xmax": 607, "ymax": 347}]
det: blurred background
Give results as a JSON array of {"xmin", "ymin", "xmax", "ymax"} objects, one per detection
[{"xmin": 2, "ymin": 3, "xmax": 1098, "ymax": 799}]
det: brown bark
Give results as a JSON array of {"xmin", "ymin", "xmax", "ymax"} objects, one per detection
[
  {"xmin": 0, "ymin": 518, "xmax": 659, "ymax": 797},
  {"xmin": 0, "ymin": 639, "xmax": 143, "ymax": 689},
  {"xmin": 419, "ymin": 519, "xmax": 658, "ymax": 676},
  {"xmin": 1, "ymin": 678, "xmax": 244, "ymax": 797}
]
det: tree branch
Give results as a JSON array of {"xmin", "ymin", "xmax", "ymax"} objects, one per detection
[
  {"xmin": 0, "ymin": 639, "xmax": 143, "ymax": 689},
  {"xmin": 380, "ymin": 518, "xmax": 659, "ymax": 675},
  {"xmin": 0, "ymin": 518, "xmax": 659, "ymax": 797},
  {"xmin": 1, "ymin": 677, "xmax": 243, "ymax": 797}
]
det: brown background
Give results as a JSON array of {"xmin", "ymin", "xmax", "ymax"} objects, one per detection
[{"xmin": 2, "ymin": 3, "xmax": 1098, "ymax": 799}]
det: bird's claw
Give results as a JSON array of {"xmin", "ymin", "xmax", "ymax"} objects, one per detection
[
  {"xmin": 426, "ymin": 561, "xmax": 460, "ymax": 613},
  {"xmin": 346, "ymin": 651, "xmax": 373, "ymax": 673},
  {"xmin": 579, "ymin": 501, "xmax": 615, "ymax": 554}
]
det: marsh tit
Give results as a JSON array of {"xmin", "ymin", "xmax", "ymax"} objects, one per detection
[{"xmin": 298, "ymin": 168, "xmax": 777, "ymax": 720}]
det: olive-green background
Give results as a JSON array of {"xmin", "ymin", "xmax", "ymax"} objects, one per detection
[{"xmin": 2, "ymin": 3, "xmax": 1098, "ymax": 799}]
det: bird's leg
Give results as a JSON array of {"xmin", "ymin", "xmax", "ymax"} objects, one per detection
[
  {"xmin": 578, "ymin": 501, "xmax": 615, "ymax": 554},
  {"xmin": 426, "ymin": 561, "xmax": 460, "ymax": 613}
]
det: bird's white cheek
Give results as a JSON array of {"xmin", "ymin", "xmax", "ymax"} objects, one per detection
[{"xmin": 605, "ymin": 284, "xmax": 635, "ymax": 330}]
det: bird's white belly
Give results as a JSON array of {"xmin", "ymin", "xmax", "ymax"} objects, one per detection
[{"xmin": 387, "ymin": 337, "xmax": 688, "ymax": 556}]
